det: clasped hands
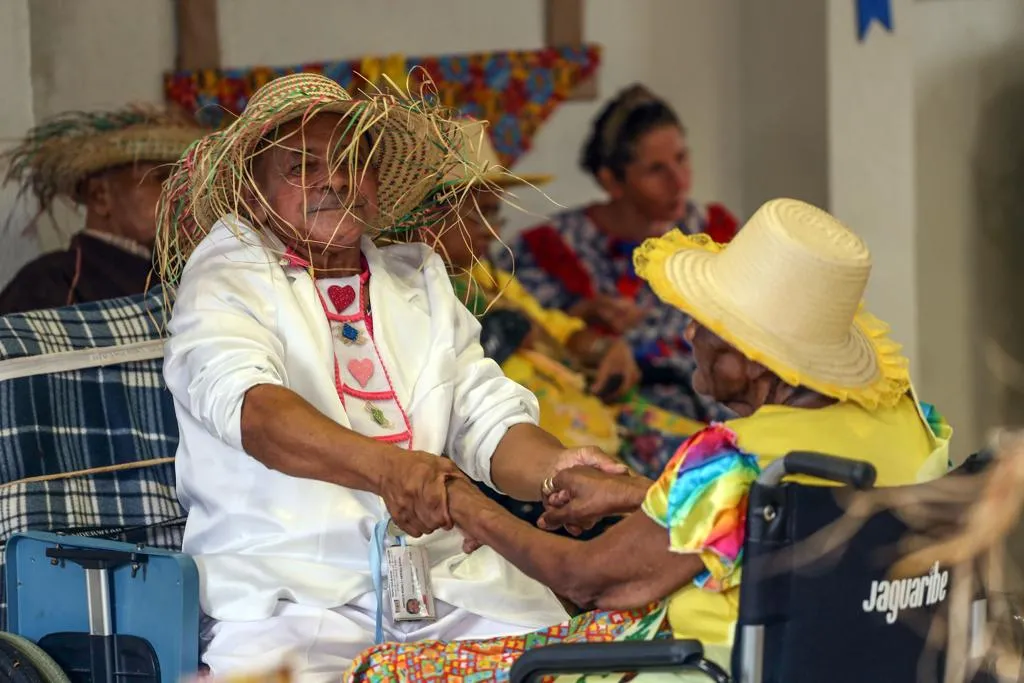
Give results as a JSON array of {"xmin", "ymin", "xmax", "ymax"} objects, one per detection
[
  {"xmin": 380, "ymin": 445, "xmax": 643, "ymax": 546},
  {"xmin": 537, "ymin": 465, "xmax": 649, "ymax": 535}
]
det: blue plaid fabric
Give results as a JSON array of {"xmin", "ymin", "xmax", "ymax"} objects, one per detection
[{"xmin": 0, "ymin": 288, "xmax": 184, "ymax": 627}]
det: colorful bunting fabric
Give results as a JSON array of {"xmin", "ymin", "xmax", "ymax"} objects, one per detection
[{"xmin": 164, "ymin": 45, "xmax": 601, "ymax": 167}]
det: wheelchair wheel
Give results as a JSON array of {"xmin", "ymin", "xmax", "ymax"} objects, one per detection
[{"xmin": 0, "ymin": 633, "xmax": 70, "ymax": 683}]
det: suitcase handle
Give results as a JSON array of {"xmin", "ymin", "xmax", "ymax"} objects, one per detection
[
  {"xmin": 45, "ymin": 546, "xmax": 150, "ymax": 683},
  {"xmin": 45, "ymin": 546, "xmax": 149, "ymax": 573}
]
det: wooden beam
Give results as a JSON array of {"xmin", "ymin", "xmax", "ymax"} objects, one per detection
[
  {"xmin": 544, "ymin": 0, "xmax": 597, "ymax": 101},
  {"xmin": 175, "ymin": 0, "xmax": 220, "ymax": 71}
]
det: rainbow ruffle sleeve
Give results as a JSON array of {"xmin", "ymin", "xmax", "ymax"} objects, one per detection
[{"xmin": 641, "ymin": 424, "xmax": 761, "ymax": 592}]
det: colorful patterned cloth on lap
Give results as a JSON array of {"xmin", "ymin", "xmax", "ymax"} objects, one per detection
[{"xmin": 345, "ymin": 603, "xmax": 670, "ymax": 682}]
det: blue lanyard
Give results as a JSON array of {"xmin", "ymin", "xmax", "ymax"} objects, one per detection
[{"xmin": 368, "ymin": 518, "xmax": 404, "ymax": 645}]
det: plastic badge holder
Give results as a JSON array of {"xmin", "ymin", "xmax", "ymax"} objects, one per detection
[{"xmin": 5, "ymin": 531, "xmax": 199, "ymax": 683}]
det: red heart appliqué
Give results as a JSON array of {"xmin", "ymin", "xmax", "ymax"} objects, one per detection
[{"xmin": 327, "ymin": 285, "xmax": 356, "ymax": 312}]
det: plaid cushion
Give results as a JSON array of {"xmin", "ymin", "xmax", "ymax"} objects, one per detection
[{"xmin": 0, "ymin": 288, "xmax": 184, "ymax": 627}]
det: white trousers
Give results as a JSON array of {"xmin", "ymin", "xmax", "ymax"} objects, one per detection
[{"xmin": 202, "ymin": 592, "xmax": 536, "ymax": 682}]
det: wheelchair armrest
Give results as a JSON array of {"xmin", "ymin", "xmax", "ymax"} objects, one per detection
[
  {"xmin": 758, "ymin": 451, "xmax": 877, "ymax": 489},
  {"xmin": 509, "ymin": 640, "xmax": 729, "ymax": 683}
]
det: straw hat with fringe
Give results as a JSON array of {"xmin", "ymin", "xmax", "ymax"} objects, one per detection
[
  {"xmin": 633, "ymin": 198, "xmax": 910, "ymax": 409},
  {"xmin": 156, "ymin": 72, "xmax": 483, "ymax": 287},
  {"xmin": 2, "ymin": 105, "xmax": 205, "ymax": 216}
]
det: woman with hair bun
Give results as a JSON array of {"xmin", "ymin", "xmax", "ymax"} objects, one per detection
[{"xmin": 496, "ymin": 84, "xmax": 740, "ymax": 477}]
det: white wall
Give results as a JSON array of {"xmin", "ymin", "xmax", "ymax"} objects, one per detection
[
  {"xmin": 739, "ymin": 0, "xmax": 828, "ymax": 216},
  {"xmin": 0, "ymin": 0, "xmax": 39, "ymax": 288},
  {"xmin": 905, "ymin": 0, "xmax": 1024, "ymax": 580},
  {"xmin": 828, "ymin": 0, "xmax": 919, "ymax": 381},
  {"xmin": 29, "ymin": 0, "xmax": 175, "ymax": 117},
  {"xmin": 824, "ymin": 0, "xmax": 1024, "ymax": 456},
  {"xmin": 913, "ymin": 0, "xmax": 1024, "ymax": 456},
  {"xmin": 644, "ymin": 1, "xmax": 744, "ymax": 218}
]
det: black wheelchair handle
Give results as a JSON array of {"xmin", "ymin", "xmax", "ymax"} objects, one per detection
[
  {"xmin": 508, "ymin": 641, "xmax": 719, "ymax": 683},
  {"xmin": 758, "ymin": 451, "xmax": 877, "ymax": 490}
]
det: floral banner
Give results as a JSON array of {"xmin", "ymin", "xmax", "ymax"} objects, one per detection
[{"xmin": 164, "ymin": 45, "xmax": 601, "ymax": 167}]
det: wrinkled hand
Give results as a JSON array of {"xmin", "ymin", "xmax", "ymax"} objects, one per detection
[
  {"xmin": 539, "ymin": 466, "xmax": 649, "ymax": 535},
  {"xmin": 571, "ymin": 296, "xmax": 647, "ymax": 334},
  {"xmin": 538, "ymin": 447, "xmax": 629, "ymax": 534},
  {"xmin": 551, "ymin": 445, "xmax": 628, "ymax": 478},
  {"xmin": 379, "ymin": 450, "xmax": 466, "ymax": 537},
  {"xmin": 591, "ymin": 338, "xmax": 641, "ymax": 400}
]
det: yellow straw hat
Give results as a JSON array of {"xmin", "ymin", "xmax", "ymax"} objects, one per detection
[
  {"xmin": 156, "ymin": 72, "xmax": 483, "ymax": 286},
  {"xmin": 633, "ymin": 198, "xmax": 910, "ymax": 409}
]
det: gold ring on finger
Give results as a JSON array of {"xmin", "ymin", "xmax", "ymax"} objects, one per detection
[{"xmin": 541, "ymin": 476, "xmax": 555, "ymax": 497}]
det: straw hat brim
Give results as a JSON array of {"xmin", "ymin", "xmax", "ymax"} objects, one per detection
[
  {"xmin": 444, "ymin": 170, "xmax": 553, "ymax": 192},
  {"xmin": 37, "ymin": 125, "xmax": 203, "ymax": 202},
  {"xmin": 200, "ymin": 96, "xmax": 459, "ymax": 236},
  {"xmin": 224, "ymin": 99, "xmax": 361, "ymax": 156},
  {"xmin": 633, "ymin": 230, "xmax": 910, "ymax": 409},
  {"xmin": 489, "ymin": 172, "xmax": 553, "ymax": 188}
]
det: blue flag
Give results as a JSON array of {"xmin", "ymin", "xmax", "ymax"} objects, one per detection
[{"xmin": 856, "ymin": 0, "xmax": 893, "ymax": 41}]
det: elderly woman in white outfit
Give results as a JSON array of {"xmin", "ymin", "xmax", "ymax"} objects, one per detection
[{"xmin": 154, "ymin": 73, "xmax": 622, "ymax": 681}]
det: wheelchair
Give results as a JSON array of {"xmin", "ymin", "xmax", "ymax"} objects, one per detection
[{"xmin": 510, "ymin": 450, "xmax": 1004, "ymax": 683}]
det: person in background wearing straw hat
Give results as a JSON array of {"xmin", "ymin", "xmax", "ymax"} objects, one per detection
[
  {"xmin": 155, "ymin": 73, "xmax": 624, "ymax": 680},
  {"xmin": 343, "ymin": 198, "xmax": 953, "ymax": 681},
  {"xmin": 421, "ymin": 119, "xmax": 706, "ymax": 528},
  {"xmin": 0, "ymin": 106, "xmax": 205, "ymax": 314}
]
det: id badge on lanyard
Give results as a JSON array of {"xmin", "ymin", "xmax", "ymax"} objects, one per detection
[
  {"xmin": 386, "ymin": 539, "xmax": 436, "ymax": 622},
  {"xmin": 371, "ymin": 519, "xmax": 436, "ymax": 642}
]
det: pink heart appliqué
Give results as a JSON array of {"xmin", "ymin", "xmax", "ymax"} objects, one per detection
[
  {"xmin": 348, "ymin": 358, "xmax": 374, "ymax": 388},
  {"xmin": 327, "ymin": 285, "xmax": 356, "ymax": 312}
]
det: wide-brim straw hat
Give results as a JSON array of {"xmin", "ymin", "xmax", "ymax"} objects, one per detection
[
  {"xmin": 157, "ymin": 72, "xmax": 481, "ymax": 284},
  {"xmin": 447, "ymin": 119, "xmax": 553, "ymax": 189},
  {"xmin": 633, "ymin": 198, "xmax": 910, "ymax": 409},
  {"xmin": 1, "ymin": 106, "xmax": 205, "ymax": 211}
]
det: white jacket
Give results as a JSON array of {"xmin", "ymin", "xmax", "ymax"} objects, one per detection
[{"xmin": 164, "ymin": 216, "xmax": 566, "ymax": 627}]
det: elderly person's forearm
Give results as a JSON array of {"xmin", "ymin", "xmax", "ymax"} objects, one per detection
[
  {"xmin": 240, "ymin": 383, "xmax": 397, "ymax": 493},
  {"xmin": 449, "ymin": 478, "xmax": 702, "ymax": 609},
  {"xmin": 449, "ymin": 478, "xmax": 583, "ymax": 598},
  {"xmin": 488, "ymin": 423, "xmax": 566, "ymax": 500}
]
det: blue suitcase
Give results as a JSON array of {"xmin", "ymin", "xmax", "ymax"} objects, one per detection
[{"xmin": 5, "ymin": 531, "xmax": 199, "ymax": 683}]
